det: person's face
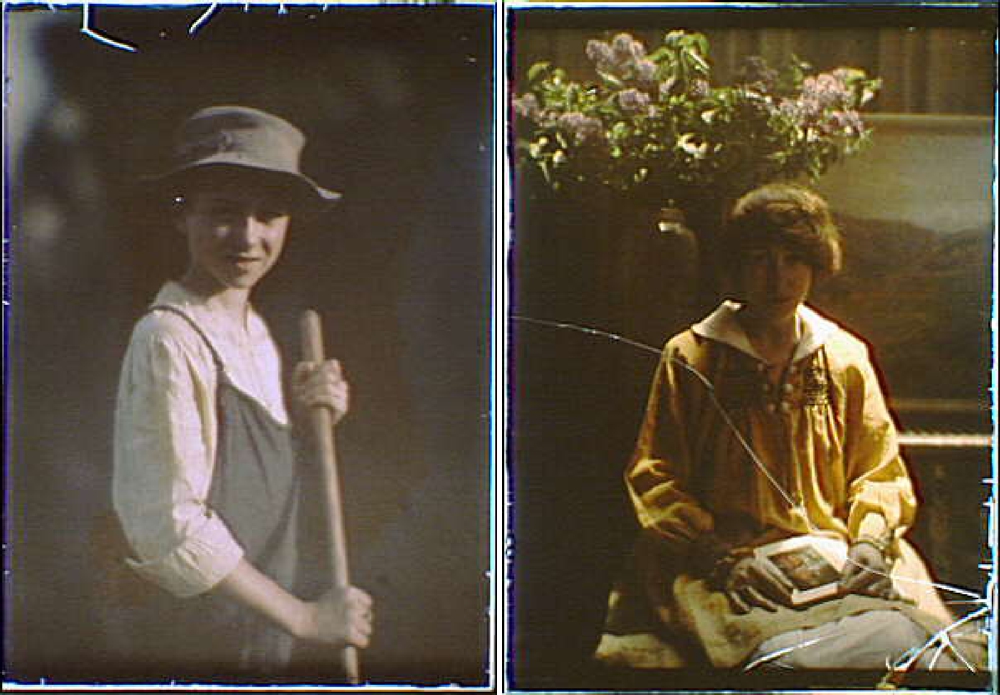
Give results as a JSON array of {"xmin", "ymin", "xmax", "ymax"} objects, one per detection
[
  {"xmin": 736, "ymin": 243, "xmax": 813, "ymax": 323},
  {"xmin": 176, "ymin": 181, "xmax": 291, "ymax": 294}
]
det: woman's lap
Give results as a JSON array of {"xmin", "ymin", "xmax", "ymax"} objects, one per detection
[{"xmin": 749, "ymin": 609, "xmax": 952, "ymax": 670}]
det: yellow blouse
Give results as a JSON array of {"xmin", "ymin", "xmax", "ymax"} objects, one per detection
[
  {"xmin": 597, "ymin": 302, "xmax": 965, "ymax": 667},
  {"xmin": 627, "ymin": 301, "xmax": 917, "ymax": 555}
]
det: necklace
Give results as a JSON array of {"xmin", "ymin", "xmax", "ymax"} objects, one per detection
[{"xmin": 751, "ymin": 314, "xmax": 803, "ymax": 372}]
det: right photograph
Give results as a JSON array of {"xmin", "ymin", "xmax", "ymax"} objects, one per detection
[{"xmin": 507, "ymin": 5, "xmax": 995, "ymax": 692}]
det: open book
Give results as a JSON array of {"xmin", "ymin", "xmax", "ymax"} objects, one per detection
[{"xmin": 753, "ymin": 535, "xmax": 849, "ymax": 607}]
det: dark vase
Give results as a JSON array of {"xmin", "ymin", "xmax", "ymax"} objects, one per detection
[{"xmin": 602, "ymin": 202, "xmax": 707, "ymax": 347}]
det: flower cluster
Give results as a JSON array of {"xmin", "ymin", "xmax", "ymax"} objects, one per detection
[
  {"xmin": 587, "ymin": 33, "xmax": 652, "ymax": 82},
  {"xmin": 514, "ymin": 30, "xmax": 881, "ymax": 210}
]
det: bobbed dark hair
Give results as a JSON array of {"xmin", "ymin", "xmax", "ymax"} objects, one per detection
[{"xmin": 719, "ymin": 183, "xmax": 842, "ymax": 281}]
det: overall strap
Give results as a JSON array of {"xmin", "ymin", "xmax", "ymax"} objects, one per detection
[
  {"xmin": 142, "ymin": 304, "xmax": 303, "ymax": 672},
  {"xmin": 148, "ymin": 304, "xmax": 226, "ymax": 375}
]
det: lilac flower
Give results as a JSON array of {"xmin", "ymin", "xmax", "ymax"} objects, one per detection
[
  {"xmin": 800, "ymin": 97, "xmax": 822, "ymax": 118},
  {"xmin": 611, "ymin": 33, "xmax": 633, "ymax": 58},
  {"xmin": 577, "ymin": 116, "xmax": 604, "ymax": 142},
  {"xmin": 586, "ymin": 39, "xmax": 615, "ymax": 70},
  {"xmin": 617, "ymin": 88, "xmax": 652, "ymax": 115},
  {"xmin": 688, "ymin": 79, "xmax": 710, "ymax": 99},
  {"xmin": 516, "ymin": 29, "xmax": 877, "ymax": 196},
  {"xmin": 823, "ymin": 110, "xmax": 864, "ymax": 136},
  {"xmin": 802, "ymin": 73, "xmax": 849, "ymax": 109},
  {"xmin": 829, "ymin": 68, "xmax": 878, "ymax": 105},
  {"xmin": 612, "ymin": 33, "xmax": 643, "ymax": 63},
  {"xmin": 513, "ymin": 93, "xmax": 541, "ymax": 121},
  {"xmin": 777, "ymin": 96, "xmax": 821, "ymax": 122},
  {"xmin": 634, "ymin": 59, "xmax": 657, "ymax": 84},
  {"xmin": 628, "ymin": 38, "xmax": 647, "ymax": 62},
  {"xmin": 557, "ymin": 112, "xmax": 604, "ymax": 144},
  {"xmin": 557, "ymin": 112, "xmax": 585, "ymax": 130}
]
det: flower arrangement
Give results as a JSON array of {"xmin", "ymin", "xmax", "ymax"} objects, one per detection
[{"xmin": 514, "ymin": 31, "xmax": 881, "ymax": 212}]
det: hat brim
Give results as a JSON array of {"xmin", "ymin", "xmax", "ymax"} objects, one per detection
[{"xmin": 144, "ymin": 160, "xmax": 342, "ymax": 208}]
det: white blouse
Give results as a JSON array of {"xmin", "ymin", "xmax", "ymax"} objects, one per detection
[{"xmin": 113, "ymin": 281, "xmax": 290, "ymax": 598}]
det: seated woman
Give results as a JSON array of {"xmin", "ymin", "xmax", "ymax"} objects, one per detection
[{"xmin": 595, "ymin": 183, "xmax": 983, "ymax": 672}]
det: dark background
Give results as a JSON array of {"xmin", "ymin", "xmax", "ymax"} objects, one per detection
[
  {"xmin": 6, "ymin": 5, "xmax": 492, "ymax": 686},
  {"xmin": 509, "ymin": 5, "xmax": 994, "ymax": 690}
]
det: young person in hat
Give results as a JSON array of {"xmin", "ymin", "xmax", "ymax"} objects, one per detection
[{"xmin": 112, "ymin": 106, "xmax": 372, "ymax": 678}]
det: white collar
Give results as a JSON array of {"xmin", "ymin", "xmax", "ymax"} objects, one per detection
[
  {"xmin": 152, "ymin": 281, "xmax": 266, "ymax": 342},
  {"xmin": 692, "ymin": 300, "xmax": 839, "ymax": 363},
  {"xmin": 155, "ymin": 280, "xmax": 202, "ymax": 309}
]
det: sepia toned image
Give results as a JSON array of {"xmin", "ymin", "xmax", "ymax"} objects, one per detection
[
  {"xmin": 5, "ymin": 4, "xmax": 492, "ymax": 687},
  {"xmin": 508, "ymin": 4, "xmax": 994, "ymax": 692}
]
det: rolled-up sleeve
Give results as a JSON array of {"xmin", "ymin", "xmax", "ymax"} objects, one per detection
[{"xmin": 113, "ymin": 315, "xmax": 244, "ymax": 598}]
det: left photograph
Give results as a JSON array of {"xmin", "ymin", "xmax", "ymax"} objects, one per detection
[{"xmin": 5, "ymin": 5, "xmax": 493, "ymax": 686}]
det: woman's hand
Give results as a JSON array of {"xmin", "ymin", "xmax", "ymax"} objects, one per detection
[
  {"xmin": 725, "ymin": 556, "xmax": 795, "ymax": 614},
  {"xmin": 839, "ymin": 541, "xmax": 896, "ymax": 599},
  {"xmin": 293, "ymin": 359, "xmax": 349, "ymax": 424},
  {"xmin": 298, "ymin": 585, "xmax": 373, "ymax": 648}
]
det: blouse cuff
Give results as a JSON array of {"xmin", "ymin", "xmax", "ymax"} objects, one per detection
[
  {"xmin": 848, "ymin": 482, "xmax": 904, "ymax": 539},
  {"xmin": 126, "ymin": 513, "xmax": 245, "ymax": 598},
  {"xmin": 848, "ymin": 510, "xmax": 895, "ymax": 556}
]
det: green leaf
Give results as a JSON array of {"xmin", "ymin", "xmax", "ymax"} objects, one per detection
[
  {"xmin": 515, "ymin": 31, "xmax": 879, "ymax": 200},
  {"xmin": 686, "ymin": 50, "xmax": 710, "ymax": 75},
  {"xmin": 611, "ymin": 121, "xmax": 629, "ymax": 138},
  {"xmin": 648, "ymin": 46, "xmax": 670, "ymax": 63},
  {"xmin": 527, "ymin": 62, "xmax": 551, "ymax": 83},
  {"xmin": 693, "ymin": 33, "xmax": 709, "ymax": 56},
  {"xmin": 597, "ymin": 69, "xmax": 625, "ymax": 89},
  {"xmin": 538, "ymin": 160, "xmax": 550, "ymax": 183},
  {"xmin": 664, "ymin": 30, "xmax": 687, "ymax": 48}
]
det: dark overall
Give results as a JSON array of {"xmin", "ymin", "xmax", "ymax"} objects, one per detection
[{"xmin": 117, "ymin": 306, "xmax": 330, "ymax": 682}]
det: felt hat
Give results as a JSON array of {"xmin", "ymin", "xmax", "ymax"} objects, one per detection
[{"xmin": 151, "ymin": 105, "xmax": 341, "ymax": 206}]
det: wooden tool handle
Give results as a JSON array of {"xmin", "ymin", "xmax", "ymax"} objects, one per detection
[{"xmin": 300, "ymin": 309, "xmax": 360, "ymax": 684}]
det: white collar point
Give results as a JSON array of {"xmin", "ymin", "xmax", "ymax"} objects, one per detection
[{"xmin": 692, "ymin": 301, "xmax": 839, "ymax": 362}]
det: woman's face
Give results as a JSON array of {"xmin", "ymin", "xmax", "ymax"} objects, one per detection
[
  {"xmin": 176, "ymin": 180, "xmax": 291, "ymax": 295},
  {"xmin": 735, "ymin": 243, "xmax": 813, "ymax": 323}
]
